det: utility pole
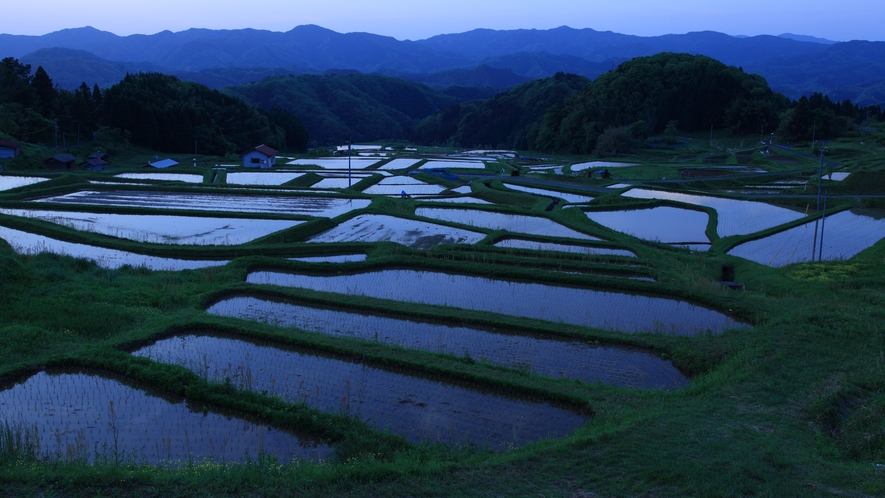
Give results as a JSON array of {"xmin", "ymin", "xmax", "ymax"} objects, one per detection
[
  {"xmin": 811, "ymin": 119, "xmax": 816, "ymax": 153},
  {"xmin": 818, "ymin": 189, "xmax": 829, "ymax": 261},
  {"xmin": 77, "ymin": 124, "xmax": 80, "ymax": 147},
  {"xmin": 816, "ymin": 146, "xmax": 825, "ymax": 210},
  {"xmin": 54, "ymin": 119, "xmax": 58, "ymax": 152},
  {"xmin": 347, "ymin": 136, "xmax": 352, "ymax": 189}
]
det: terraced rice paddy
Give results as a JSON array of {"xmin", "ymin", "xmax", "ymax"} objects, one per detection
[
  {"xmin": 36, "ymin": 190, "xmax": 371, "ymax": 217},
  {"xmin": 224, "ymin": 172, "xmax": 305, "ymax": 185},
  {"xmin": 418, "ymin": 160, "xmax": 485, "ymax": 170},
  {"xmin": 377, "ymin": 158, "xmax": 423, "ymax": 170},
  {"xmin": 503, "ymin": 184, "xmax": 595, "ymax": 203},
  {"xmin": 727, "ymin": 208, "xmax": 885, "ymax": 266},
  {"xmin": 0, "ymin": 175, "xmax": 49, "ymax": 191},
  {"xmin": 492, "ymin": 239, "xmax": 635, "ymax": 257},
  {"xmin": 415, "ymin": 196, "xmax": 492, "ymax": 205},
  {"xmin": 416, "ymin": 208, "xmax": 600, "ymax": 240},
  {"xmin": 307, "ymin": 214, "xmax": 486, "ymax": 248},
  {"xmin": 207, "ymin": 296, "xmax": 688, "ymax": 389},
  {"xmin": 0, "ymin": 225, "xmax": 228, "ymax": 270},
  {"xmin": 290, "ymin": 254, "xmax": 368, "ymax": 263},
  {"xmin": 247, "ymin": 269, "xmax": 746, "ymax": 334},
  {"xmin": 133, "ymin": 334, "xmax": 588, "ymax": 449},
  {"xmin": 583, "ymin": 207, "xmax": 710, "ymax": 244},
  {"xmin": 116, "ymin": 173, "xmax": 204, "ymax": 183},
  {"xmin": 0, "ymin": 371, "xmax": 332, "ymax": 463},
  {"xmin": 0, "ymin": 209, "xmax": 302, "ymax": 245},
  {"xmin": 362, "ymin": 176, "xmax": 448, "ymax": 195},
  {"xmin": 623, "ymin": 188, "xmax": 805, "ymax": 237},
  {"xmin": 570, "ymin": 162, "xmax": 637, "ymax": 172},
  {"xmin": 286, "ymin": 158, "xmax": 381, "ymax": 169}
]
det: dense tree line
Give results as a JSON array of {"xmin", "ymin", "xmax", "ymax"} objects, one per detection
[
  {"xmin": 0, "ymin": 59, "xmax": 308, "ymax": 155},
  {"xmin": 0, "ymin": 57, "xmax": 102, "ymax": 144},
  {"xmin": 413, "ymin": 52, "xmax": 885, "ymax": 154},
  {"xmin": 412, "ymin": 72, "xmax": 589, "ymax": 149},
  {"xmin": 775, "ymin": 92, "xmax": 876, "ymax": 142},
  {"xmin": 534, "ymin": 53, "xmax": 789, "ymax": 154}
]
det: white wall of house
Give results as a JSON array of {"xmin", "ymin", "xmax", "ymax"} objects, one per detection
[{"xmin": 242, "ymin": 151, "xmax": 275, "ymax": 168}]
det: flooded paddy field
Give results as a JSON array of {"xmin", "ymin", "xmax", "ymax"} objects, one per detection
[
  {"xmin": 311, "ymin": 177, "xmax": 365, "ymax": 189},
  {"xmin": 0, "ymin": 175, "xmax": 49, "ymax": 191},
  {"xmin": 623, "ymin": 189, "xmax": 805, "ymax": 237},
  {"xmin": 727, "ymin": 209, "xmax": 885, "ymax": 267},
  {"xmin": 583, "ymin": 207, "xmax": 710, "ymax": 244},
  {"xmin": 116, "ymin": 173, "xmax": 204, "ymax": 183},
  {"xmin": 0, "ymin": 209, "xmax": 302, "ymax": 245},
  {"xmin": 225, "ymin": 172, "xmax": 305, "ymax": 186},
  {"xmin": 503, "ymin": 184, "xmax": 595, "ymax": 204},
  {"xmin": 363, "ymin": 177, "xmax": 448, "ymax": 195},
  {"xmin": 290, "ymin": 254, "xmax": 368, "ymax": 263},
  {"xmin": 207, "ymin": 296, "xmax": 689, "ymax": 389},
  {"xmin": 377, "ymin": 158, "xmax": 423, "ymax": 170},
  {"xmin": 570, "ymin": 162, "xmax": 638, "ymax": 172},
  {"xmin": 419, "ymin": 160, "xmax": 486, "ymax": 170},
  {"xmin": 0, "ymin": 225, "xmax": 228, "ymax": 270},
  {"xmin": 36, "ymin": 190, "xmax": 371, "ymax": 217},
  {"xmin": 286, "ymin": 158, "xmax": 381, "ymax": 169},
  {"xmin": 492, "ymin": 239, "xmax": 636, "ymax": 257},
  {"xmin": 416, "ymin": 208, "xmax": 599, "ymax": 240},
  {"xmin": 307, "ymin": 214, "xmax": 486, "ymax": 248},
  {"xmin": 0, "ymin": 370, "xmax": 332, "ymax": 463},
  {"xmin": 247, "ymin": 269, "xmax": 746, "ymax": 334},
  {"xmin": 415, "ymin": 196, "xmax": 492, "ymax": 205},
  {"xmin": 133, "ymin": 334, "xmax": 588, "ymax": 449}
]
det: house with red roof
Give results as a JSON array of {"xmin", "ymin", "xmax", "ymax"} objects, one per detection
[{"xmin": 241, "ymin": 144, "xmax": 278, "ymax": 169}]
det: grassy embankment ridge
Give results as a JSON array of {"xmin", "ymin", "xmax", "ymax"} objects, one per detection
[{"xmin": 0, "ymin": 130, "xmax": 884, "ymax": 496}]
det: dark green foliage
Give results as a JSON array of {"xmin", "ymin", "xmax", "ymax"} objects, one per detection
[
  {"xmin": 413, "ymin": 72, "xmax": 588, "ymax": 149},
  {"xmin": 536, "ymin": 53, "xmax": 788, "ymax": 153},
  {"xmin": 776, "ymin": 92, "xmax": 863, "ymax": 141},
  {"xmin": 102, "ymin": 73, "xmax": 286, "ymax": 154},
  {"xmin": 224, "ymin": 73, "xmax": 459, "ymax": 146}
]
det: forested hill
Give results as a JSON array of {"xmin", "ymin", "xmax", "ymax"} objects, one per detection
[
  {"xmin": 412, "ymin": 72, "xmax": 589, "ymax": 150},
  {"xmin": 103, "ymin": 73, "xmax": 307, "ymax": 154},
  {"xmin": 535, "ymin": 53, "xmax": 789, "ymax": 153},
  {"xmin": 0, "ymin": 59, "xmax": 308, "ymax": 156},
  {"xmin": 413, "ymin": 53, "xmax": 789, "ymax": 152},
  {"xmin": 224, "ymin": 73, "xmax": 460, "ymax": 146}
]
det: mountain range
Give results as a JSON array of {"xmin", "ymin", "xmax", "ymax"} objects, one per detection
[{"xmin": 3, "ymin": 25, "xmax": 885, "ymax": 105}]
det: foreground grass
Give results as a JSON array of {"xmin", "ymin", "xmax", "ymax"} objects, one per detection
[{"xmin": 2, "ymin": 139, "xmax": 885, "ymax": 496}]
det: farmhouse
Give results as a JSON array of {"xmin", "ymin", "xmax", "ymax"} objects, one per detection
[
  {"xmin": 0, "ymin": 140, "xmax": 21, "ymax": 159},
  {"xmin": 241, "ymin": 144, "xmax": 278, "ymax": 168},
  {"xmin": 45, "ymin": 153, "xmax": 77, "ymax": 170}
]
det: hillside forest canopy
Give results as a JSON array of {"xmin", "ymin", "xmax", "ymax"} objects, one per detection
[{"xmin": 0, "ymin": 52, "xmax": 883, "ymax": 163}]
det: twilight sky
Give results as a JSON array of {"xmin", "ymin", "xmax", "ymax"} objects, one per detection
[{"xmin": 5, "ymin": 0, "xmax": 883, "ymax": 42}]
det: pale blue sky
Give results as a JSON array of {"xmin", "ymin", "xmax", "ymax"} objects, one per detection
[{"xmin": 5, "ymin": 0, "xmax": 883, "ymax": 41}]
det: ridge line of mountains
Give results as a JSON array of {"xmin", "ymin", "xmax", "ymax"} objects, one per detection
[{"xmin": 3, "ymin": 25, "xmax": 884, "ymax": 106}]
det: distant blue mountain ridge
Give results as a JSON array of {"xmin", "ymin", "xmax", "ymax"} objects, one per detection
[{"xmin": 4, "ymin": 25, "xmax": 884, "ymax": 105}]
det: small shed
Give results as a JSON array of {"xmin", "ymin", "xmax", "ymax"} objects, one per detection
[
  {"xmin": 145, "ymin": 158, "xmax": 179, "ymax": 169},
  {"xmin": 0, "ymin": 140, "xmax": 21, "ymax": 159},
  {"xmin": 45, "ymin": 153, "xmax": 77, "ymax": 170},
  {"xmin": 241, "ymin": 144, "xmax": 278, "ymax": 169},
  {"xmin": 81, "ymin": 158, "xmax": 108, "ymax": 171}
]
